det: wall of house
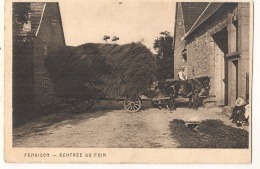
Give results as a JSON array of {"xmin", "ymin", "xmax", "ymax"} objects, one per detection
[
  {"xmin": 237, "ymin": 3, "xmax": 250, "ymax": 102},
  {"xmin": 173, "ymin": 3, "xmax": 187, "ymax": 79},
  {"xmin": 183, "ymin": 4, "xmax": 242, "ymax": 105},
  {"xmin": 34, "ymin": 3, "xmax": 65, "ymax": 108},
  {"xmin": 186, "ymin": 4, "xmax": 237, "ymax": 72},
  {"xmin": 179, "ymin": 3, "xmax": 250, "ymax": 106},
  {"xmin": 186, "ymin": 33, "xmax": 210, "ymax": 77},
  {"xmin": 13, "ymin": 43, "xmax": 35, "ymax": 126}
]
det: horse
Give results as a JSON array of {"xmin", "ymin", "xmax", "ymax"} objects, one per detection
[{"xmin": 165, "ymin": 76, "xmax": 210, "ymax": 110}]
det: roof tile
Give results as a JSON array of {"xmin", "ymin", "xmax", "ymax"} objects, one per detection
[
  {"xmin": 183, "ymin": 3, "xmax": 224, "ymax": 39},
  {"xmin": 181, "ymin": 2, "xmax": 209, "ymax": 33}
]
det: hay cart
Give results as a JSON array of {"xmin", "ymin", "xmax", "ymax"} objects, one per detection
[
  {"xmin": 63, "ymin": 95, "xmax": 143, "ymax": 112},
  {"xmin": 64, "ymin": 93, "xmax": 174, "ymax": 113},
  {"xmin": 63, "ymin": 79, "xmax": 175, "ymax": 113}
]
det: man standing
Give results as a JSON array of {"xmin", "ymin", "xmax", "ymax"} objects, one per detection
[{"xmin": 178, "ymin": 66, "xmax": 187, "ymax": 95}]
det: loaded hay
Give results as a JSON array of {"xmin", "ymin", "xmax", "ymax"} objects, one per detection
[{"xmin": 45, "ymin": 43, "xmax": 157, "ymax": 99}]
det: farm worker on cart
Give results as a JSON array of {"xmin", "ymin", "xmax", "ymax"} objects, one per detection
[{"xmin": 178, "ymin": 66, "xmax": 187, "ymax": 95}]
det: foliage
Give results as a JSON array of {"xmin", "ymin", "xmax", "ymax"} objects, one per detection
[
  {"xmin": 103, "ymin": 35, "xmax": 110, "ymax": 42},
  {"xmin": 103, "ymin": 35, "xmax": 119, "ymax": 42},
  {"xmin": 169, "ymin": 119, "xmax": 249, "ymax": 148},
  {"xmin": 13, "ymin": 3, "xmax": 31, "ymax": 24},
  {"xmin": 153, "ymin": 31, "xmax": 174, "ymax": 81},
  {"xmin": 112, "ymin": 36, "xmax": 119, "ymax": 42},
  {"xmin": 12, "ymin": 3, "xmax": 33, "ymax": 46}
]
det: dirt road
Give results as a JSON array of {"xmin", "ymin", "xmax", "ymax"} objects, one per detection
[{"xmin": 13, "ymin": 101, "xmax": 242, "ymax": 148}]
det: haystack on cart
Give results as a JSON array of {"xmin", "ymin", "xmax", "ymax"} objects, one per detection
[{"xmin": 45, "ymin": 43, "xmax": 159, "ymax": 113}]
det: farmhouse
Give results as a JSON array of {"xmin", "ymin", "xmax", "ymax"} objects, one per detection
[
  {"xmin": 13, "ymin": 2, "xmax": 65, "ymax": 125},
  {"xmin": 173, "ymin": 2, "xmax": 250, "ymax": 106}
]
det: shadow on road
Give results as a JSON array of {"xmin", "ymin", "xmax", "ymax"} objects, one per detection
[{"xmin": 13, "ymin": 100, "xmax": 164, "ymax": 141}]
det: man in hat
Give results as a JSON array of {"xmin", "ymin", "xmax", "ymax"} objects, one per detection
[{"xmin": 178, "ymin": 66, "xmax": 187, "ymax": 95}]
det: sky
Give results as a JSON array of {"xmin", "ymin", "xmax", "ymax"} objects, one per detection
[{"xmin": 58, "ymin": 0, "xmax": 176, "ymax": 53}]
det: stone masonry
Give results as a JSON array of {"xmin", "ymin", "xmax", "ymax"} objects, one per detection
[
  {"xmin": 173, "ymin": 3, "xmax": 251, "ymax": 106},
  {"xmin": 33, "ymin": 3, "xmax": 65, "ymax": 108}
]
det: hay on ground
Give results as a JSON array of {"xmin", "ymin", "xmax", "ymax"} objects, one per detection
[{"xmin": 169, "ymin": 119, "xmax": 249, "ymax": 148}]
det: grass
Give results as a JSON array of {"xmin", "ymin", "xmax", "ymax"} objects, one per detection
[{"xmin": 169, "ymin": 119, "xmax": 249, "ymax": 148}]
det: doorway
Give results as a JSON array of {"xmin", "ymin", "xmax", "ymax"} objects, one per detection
[
  {"xmin": 212, "ymin": 27, "xmax": 228, "ymax": 106},
  {"xmin": 231, "ymin": 59, "xmax": 238, "ymax": 100}
]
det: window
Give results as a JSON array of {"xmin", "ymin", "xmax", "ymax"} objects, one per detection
[
  {"xmin": 50, "ymin": 16, "xmax": 58, "ymax": 28},
  {"xmin": 43, "ymin": 42, "xmax": 47, "ymax": 56},
  {"xmin": 181, "ymin": 49, "xmax": 187, "ymax": 64},
  {"xmin": 246, "ymin": 72, "xmax": 249, "ymax": 100},
  {"xmin": 234, "ymin": 21, "xmax": 238, "ymax": 52},
  {"xmin": 181, "ymin": 49, "xmax": 188, "ymax": 77}
]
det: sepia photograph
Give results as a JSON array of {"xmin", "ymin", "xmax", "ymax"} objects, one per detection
[{"xmin": 4, "ymin": 0, "xmax": 253, "ymax": 163}]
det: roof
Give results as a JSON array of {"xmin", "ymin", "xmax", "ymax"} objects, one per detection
[
  {"xmin": 13, "ymin": 2, "xmax": 46, "ymax": 37},
  {"xmin": 182, "ymin": 3, "xmax": 224, "ymax": 40},
  {"xmin": 181, "ymin": 2, "xmax": 209, "ymax": 33}
]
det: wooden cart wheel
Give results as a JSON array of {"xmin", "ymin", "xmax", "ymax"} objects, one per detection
[
  {"xmin": 73, "ymin": 98, "xmax": 95, "ymax": 111},
  {"xmin": 124, "ymin": 97, "xmax": 141, "ymax": 112}
]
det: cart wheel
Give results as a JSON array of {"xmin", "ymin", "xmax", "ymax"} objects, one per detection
[
  {"xmin": 124, "ymin": 97, "xmax": 141, "ymax": 112},
  {"xmin": 73, "ymin": 98, "xmax": 95, "ymax": 112}
]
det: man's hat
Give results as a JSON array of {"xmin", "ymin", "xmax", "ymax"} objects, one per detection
[{"xmin": 179, "ymin": 66, "xmax": 185, "ymax": 70}]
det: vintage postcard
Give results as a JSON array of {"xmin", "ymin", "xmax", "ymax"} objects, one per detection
[{"xmin": 5, "ymin": 0, "xmax": 253, "ymax": 163}]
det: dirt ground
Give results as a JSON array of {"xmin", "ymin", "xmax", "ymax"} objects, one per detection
[{"xmin": 13, "ymin": 100, "xmax": 249, "ymax": 148}]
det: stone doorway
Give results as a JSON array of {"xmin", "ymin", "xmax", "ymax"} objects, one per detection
[{"xmin": 212, "ymin": 27, "xmax": 228, "ymax": 106}]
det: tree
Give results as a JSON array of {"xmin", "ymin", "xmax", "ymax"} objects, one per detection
[
  {"xmin": 12, "ymin": 3, "xmax": 33, "ymax": 45},
  {"xmin": 13, "ymin": 3, "xmax": 31, "ymax": 24},
  {"xmin": 153, "ymin": 31, "xmax": 174, "ymax": 81},
  {"xmin": 112, "ymin": 36, "xmax": 119, "ymax": 42},
  {"xmin": 103, "ymin": 35, "xmax": 110, "ymax": 42}
]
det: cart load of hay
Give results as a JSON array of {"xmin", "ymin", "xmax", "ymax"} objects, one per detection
[{"xmin": 45, "ymin": 43, "xmax": 157, "ymax": 99}]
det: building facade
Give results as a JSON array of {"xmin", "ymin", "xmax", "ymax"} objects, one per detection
[
  {"xmin": 13, "ymin": 2, "xmax": 65, "ymax": 125},
  {"xmin": 173, "ymin": 2, "xmax": 250, "ymax": 106}
]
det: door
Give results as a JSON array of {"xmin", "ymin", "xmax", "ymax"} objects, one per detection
[{"xmin": 214, "ymin": 43, "xmax": 226, "ymax": 105}]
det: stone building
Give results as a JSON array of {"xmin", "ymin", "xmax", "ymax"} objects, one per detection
[
  {"xmin": 13, "ymin": 2, "xmax": 65, "ymax": 125},
  {"xmin": 173, "ymin": 2, "xmax": 250, "ymax": 106}
]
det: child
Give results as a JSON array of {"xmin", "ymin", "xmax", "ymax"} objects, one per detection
[{"xmin": 230, "ymin": 97, "xmax": 249, "ymax": 126}]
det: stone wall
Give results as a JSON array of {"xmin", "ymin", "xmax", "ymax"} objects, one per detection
[
  {"xmin": 13, "ymin": 44, "xmax": 35, "ymax": 126},
  {"xmin": 237, "ymin": 3, "xmax": 250, "ymax": 102},
  {"xmin": 190, "ymin": 4, "xmax": 235, "ymax": 105},
  {"xmin": 185, "ymin": 4, "xmax": 237, "ymax": 76},
  {"xmin": 33, "ymin": 3, "xmax": 65, "ymax": 108},
  {"xmin": 173, "ymin": 3, "xmax": 186, "ymax": 79},
  {"xmin": 174, "ymin": 3, "xmax": 249, "ymax": 105},
  {"xmin": 186, "ymin": 33, "xmax": 209, "ymax": 77}
]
